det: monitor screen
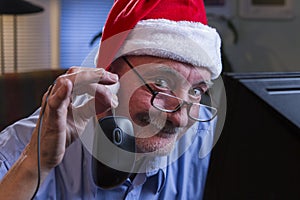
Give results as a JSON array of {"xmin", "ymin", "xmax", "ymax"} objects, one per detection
[{"xmin": 204, "ymin": 72, "xmax": 300, "ymax": 199}]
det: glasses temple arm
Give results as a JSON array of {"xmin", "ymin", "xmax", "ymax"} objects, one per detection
[{"xmin": 122, "ymin": 56, "xmax": 157, "ymax": 95}]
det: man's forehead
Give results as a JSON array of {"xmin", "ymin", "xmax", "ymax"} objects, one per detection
[{"xmin": 128, "ymin": 56, "xmax": 212, "ymax": 83}]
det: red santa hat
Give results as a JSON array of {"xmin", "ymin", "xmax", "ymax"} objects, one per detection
[{"xmin": 96, "ymin": 0, "xmax": 222, "ymax": 79}]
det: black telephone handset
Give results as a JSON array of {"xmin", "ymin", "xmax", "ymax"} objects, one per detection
[
  {"xmin": 91, "ymin": 82, "xmax": 136, "ymax": 189},
  {"xmin": 92, "ymin": 116, "xmax": 136, "ymax": 189}
]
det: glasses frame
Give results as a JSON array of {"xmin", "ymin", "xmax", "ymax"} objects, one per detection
[{"xmin": 122, "ymin": 56, "xmax": 217, "ymax": 122}]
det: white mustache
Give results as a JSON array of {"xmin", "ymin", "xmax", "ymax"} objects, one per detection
[
  {"xmin": 149, "ymin": 114, "xmax": 165, "ymax": 131},
  {"xmin": 139, "ymin": 114, "xmax": 180, "ymax": 136}
]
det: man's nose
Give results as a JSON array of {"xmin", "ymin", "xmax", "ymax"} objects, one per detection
[
  {"xmin": 166, "ymin": 91, "xmax": 189, "ymax": 127},
  {"xmin": 166, "ymin": 106, "xmax": 189, "ymax": 128}
]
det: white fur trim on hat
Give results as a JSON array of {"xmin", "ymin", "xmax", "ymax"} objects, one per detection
[{"xmin": 115, "ymin": 19, "xmax": 222, "ymax": 79}]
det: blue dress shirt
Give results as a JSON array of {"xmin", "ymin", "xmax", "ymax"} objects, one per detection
[{"xmin": 0, "ymin": 108, "xmax": 215, "ymax": 200}]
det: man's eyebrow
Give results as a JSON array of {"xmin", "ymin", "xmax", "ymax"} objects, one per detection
[
  {"xmin": 198, "ymin": 79, "xmax": 214, "ymax": 88},
  {"xmin": 154, "ymin": 67, "xmax": 214, "ymax": 88},
  {"xmin": 142, "ymin": 64, "xmax": 214, "ymax": 87}
]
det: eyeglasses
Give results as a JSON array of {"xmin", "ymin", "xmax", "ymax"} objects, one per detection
[{"xmin": 122, "ymin": 57, "xmax": 217, "ymax": 122}]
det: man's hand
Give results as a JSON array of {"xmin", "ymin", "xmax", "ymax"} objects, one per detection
[
  {"xmin": 0, "ymin": 67, "xmax": 119, "ymax": 200},
  {"xmin": 29, "ymin": 67, "xmax": 119, "ymax": 171}
]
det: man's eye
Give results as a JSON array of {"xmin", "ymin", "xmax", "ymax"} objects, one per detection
[
  {"xmin": 189, "ymin": 88, "xmax": 203, "ymax": 97},
  {"xmin": 154, "ymin": 78, "xmax": 169, "ymax": 88}
]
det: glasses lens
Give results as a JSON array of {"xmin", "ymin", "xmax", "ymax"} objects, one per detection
[
  {"xmin": 152, "ymin": 92, "xmax": 183, "ymax": 112},
  {"xmin": 152, "ymin": 92, "xmax": 217, "ymax": 121},
  {"xmin": 189, "ymin": 103, "xmax": 218, "ymax": 122}
]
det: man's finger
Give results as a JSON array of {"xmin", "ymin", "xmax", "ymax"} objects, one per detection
[
  {"xmin": 65, "ymin": 68, "xmax": 118, "ymax": 86},
  {"xmin": 47, "ymin": 79, "xmax": 73, "ymax": 119}
]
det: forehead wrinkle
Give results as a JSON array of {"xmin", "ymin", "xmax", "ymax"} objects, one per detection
[
  {"xmin": 165, "ymin": 60, "xmax": 211, "ymax": 86},
  {"xmin": 187, "ymin": 66, "xmax": 212, "ymax": 86},
  {"xmin": 143, "ymin": 64, "xmax": 183, "ymax": 81}
]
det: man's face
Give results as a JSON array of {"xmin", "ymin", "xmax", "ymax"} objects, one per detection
[{"xmin": 111, "ymin": 56, "xmax": 212, "ymax": 156}]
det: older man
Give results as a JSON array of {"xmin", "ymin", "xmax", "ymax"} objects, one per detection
[{"xmin": 0, "ymin": 0, "xmax": 222, "ymax": 199}]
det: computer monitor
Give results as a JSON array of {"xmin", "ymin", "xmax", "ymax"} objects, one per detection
[{"xmin": 204, "ymin": 72, "xmax": 300, "ymax": 199}]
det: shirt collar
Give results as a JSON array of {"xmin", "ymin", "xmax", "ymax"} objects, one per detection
[
  {"xmin": 141, "ymin": 156, "xmax": 167, "ymax": 193},
  {"xmin": 150, "ymin": 168, "xmax": 166, "ymax": 193}
]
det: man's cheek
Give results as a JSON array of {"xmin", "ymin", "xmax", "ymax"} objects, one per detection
[{"xmin": 128, "ymin": 93, "xmax": 151, "ymax": 116}]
